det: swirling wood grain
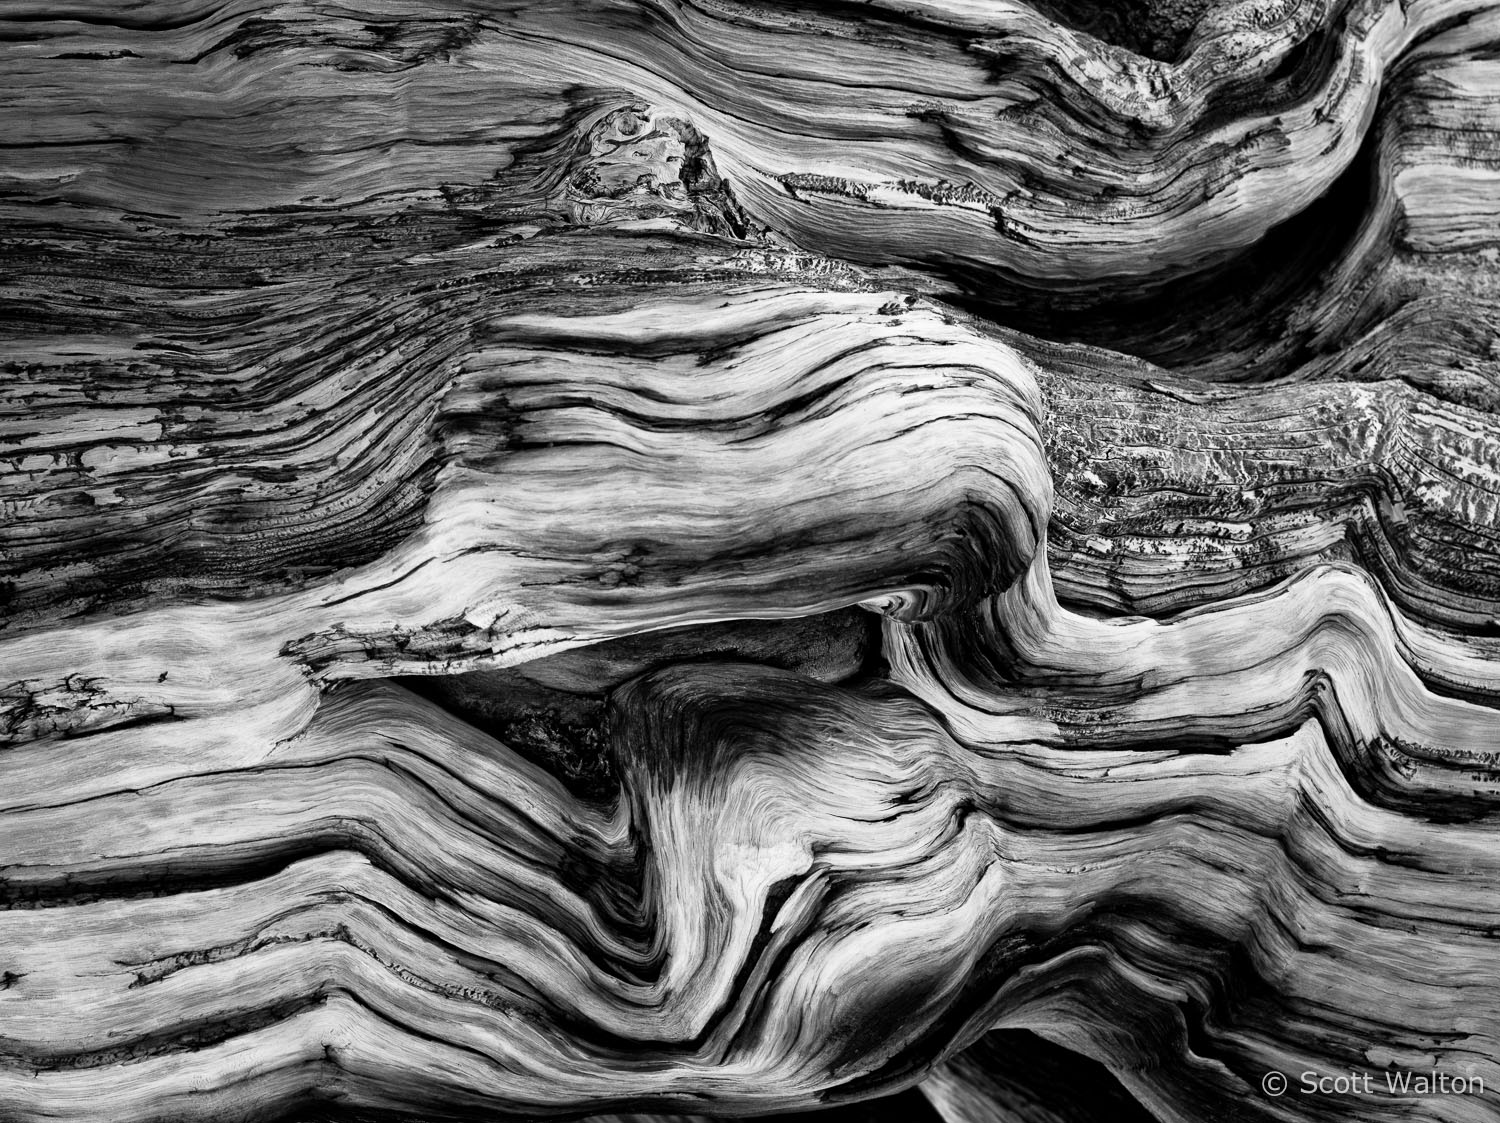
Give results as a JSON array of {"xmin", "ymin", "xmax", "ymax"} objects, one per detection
[{"xmin": 3, "ymin": 1, "xmax": 1499, "ymax": 1121}]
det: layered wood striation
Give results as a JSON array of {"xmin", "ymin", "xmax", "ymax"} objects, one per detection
[{"xmin": 3, "ymin": 1, "xmax": 1500, "ymax": 1122}]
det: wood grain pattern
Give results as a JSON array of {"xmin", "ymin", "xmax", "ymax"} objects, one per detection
[{"xmin": 3, "ymin": 1, "xmax": 1499, "ymax": 1121}]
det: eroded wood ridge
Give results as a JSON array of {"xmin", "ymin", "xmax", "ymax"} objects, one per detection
[{"xmin": 2, "ymin": 0, "xmax": 1499, "ymax": 1120}]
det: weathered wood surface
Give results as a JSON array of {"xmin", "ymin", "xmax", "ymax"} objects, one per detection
[{"xmin": 3, "ymin": 1, "xmax": 1500, "ymax": 1121}]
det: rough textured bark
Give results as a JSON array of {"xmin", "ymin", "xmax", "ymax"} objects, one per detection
[{"xmin": 3, "ymin": 1, "xmax": 1499, "ymax": 1121}]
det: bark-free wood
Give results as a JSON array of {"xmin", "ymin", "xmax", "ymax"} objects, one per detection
[{"xmin": 3, "ymin": 1, "xmax": 1499, "ymax": 1121}]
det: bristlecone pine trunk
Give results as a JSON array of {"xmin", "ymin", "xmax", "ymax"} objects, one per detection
[{"xmin": 3, "ymin": 2, "xmax": 1500, "ymax": 1121}]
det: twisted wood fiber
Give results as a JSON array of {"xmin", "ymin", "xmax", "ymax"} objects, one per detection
[{"xmin": 3, "ymin": 1, "xmax": 1500, "ymax": 1121}]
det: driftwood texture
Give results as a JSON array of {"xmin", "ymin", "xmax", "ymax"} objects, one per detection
[{"xmin": 3, "ymin": 1, "xmax": 1500, "ymax": 1121}]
